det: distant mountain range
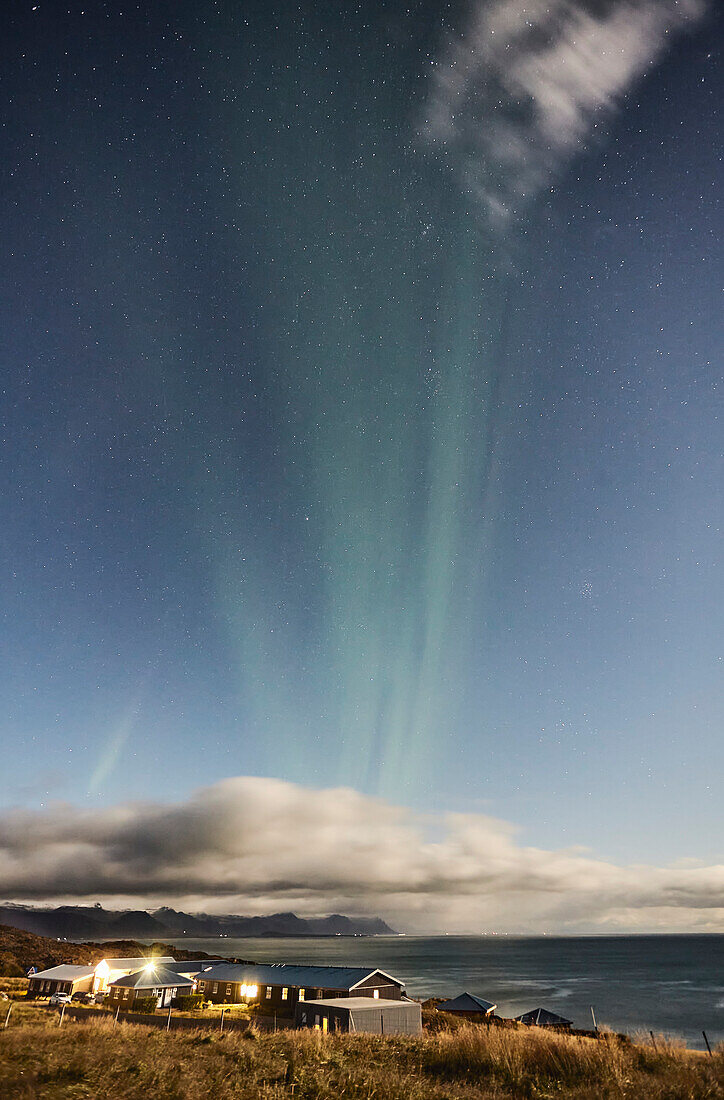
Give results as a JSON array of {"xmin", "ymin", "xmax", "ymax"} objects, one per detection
[{"xmin": 0, "ymin": 904, "xmax": 395, "ymax": 942}]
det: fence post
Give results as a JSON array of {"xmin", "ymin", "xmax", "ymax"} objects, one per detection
[
  {"xmin": 703, "ymin": 1031, "xmax": 712, "ymax": 1056},
  {"xmin": 3, "ymin": 1003, "xmax": 13, "ymax": 1029},
  {"xmin": 220, "ymin": 1007, "xmax": 225, "ymax": 1033},
  {"xmin": 167, "ymin": 1006, "xmax": 172, "ymax": 1031},
  {"xmin": 649, "ymin": 1031, "xmax": 657, "ymax": 1051},
  {"xmin": 58, "ymin": 1004, "xmax": 66, "ymax": 1027},
  {"xmin": 114, "ymin": 1005, "xmax": 120, "ymax": 1026},
  {"xmin": 590, "ymin": 1006, "xmax": 597, "ymax": 1033}
]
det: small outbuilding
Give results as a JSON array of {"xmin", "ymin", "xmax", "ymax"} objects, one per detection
[
  {"xmin": 108, "ymin": 965, "xmax": 195, "ymax": 1010},
  {"xmin": 27, "ymin": 965, "xmax": 95, "ymax": 999},
  {"xmin": 295, "ymin": 997, "xmax": 422, "ymax": 1035},
  {"xmin": 516, "ymin": 1008, "xmax": 572, "ymax": 1030},
  {"xmin": 437, "ymin": 992, "xmax": 497, "ymax": 1019}
]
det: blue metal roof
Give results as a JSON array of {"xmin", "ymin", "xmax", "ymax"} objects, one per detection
[
  {"xmin": 110, "ymin": 965, "xmax": 195, "ymax": 990},
  {"xmin": 437, "ymin": 992, "xmax": 496, "ymax": 1014},
  {"xmin": 165, "ymin": 960, "xmax": 223, "ymax": 973},
  {"xmin": 198, "ymin": 962, "xmax": 402, "ymax": 990},
  {"xmin": 516, "ymin": 1007, "xmax": 572, "ymax": 1027}
]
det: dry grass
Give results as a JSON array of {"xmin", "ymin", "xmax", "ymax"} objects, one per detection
[
  {"xmin": 0, "ymin": 978, "xmax": 29, "ymax": 1000},
  {"xmin": 0, "ymin": 1002, "xmax": 722, "ymax": 1099}
]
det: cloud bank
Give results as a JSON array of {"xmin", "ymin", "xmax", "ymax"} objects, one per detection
[
  {"xmin": 2, "ymin": 776, "xmax": 723, "ymax": 932},
  {"xmin": 423, "ymin": 0, "xmax": 708, "ymax": 233}
]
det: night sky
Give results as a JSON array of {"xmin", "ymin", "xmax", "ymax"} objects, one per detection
[{"xmin": 1, "ymin": 1, "xmax": 722, "ymax": 928}]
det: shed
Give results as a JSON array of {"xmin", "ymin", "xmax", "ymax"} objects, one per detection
[
  {"xmin": 437, "ymin": 992, "xmax": 497, "ymax": 1018},
  {"xmin": 516, "ymin": 1008, "xmax": 572, "ymax": 1030},
  {"xmin": 27, "ymin": 965, "xmax": 95, "ymax": 999},
  {"xmin": 108, "ymin": 965, "xmax": 194, "ymax": 1010},
  {"xmin": 295, "ymin": 997, "xmax": 422, "ymax": 1035}
]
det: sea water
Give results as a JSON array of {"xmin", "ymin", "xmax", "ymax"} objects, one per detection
[{"xmin": 157, "ymin": 933, "xmax": 723, "ymax": 1050}]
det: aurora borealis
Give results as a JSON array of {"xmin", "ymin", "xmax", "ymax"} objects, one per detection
[{"xmin": 1, "ymin": 0, "xmax": 722, "ymax": 929}]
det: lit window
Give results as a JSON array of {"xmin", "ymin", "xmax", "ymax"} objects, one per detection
[
  {"xmin": 299, "ymin": 988, "xmax": 305, "ymax": 1000},
  {"xmin": 265, "ymin": 986, "xmax": 272, "ymax": 999},
  {"xmin": 373, "ymin": 990, "xmax": 379, "ymax": 999},
  {"xmin": 282, "ymin": 987, "xmax": 288, "ymax": 1000},
  {"xmin": 212, "ymin": 983, "xmax": 218, "ymax": 994},
  {"xmin": 123, "ymin": 989, "xmax": 129, "ymax": 999},
  {"xmin": 245, "ymin": 985, "xmax": 258, "ymax": 999},
  {"xmin": 198, "ymin": 981, "xmax": 205, "ymax": 990},
  {"xmin": 226, "ymin": 986, "xmax": 232, "ymax": 996}
]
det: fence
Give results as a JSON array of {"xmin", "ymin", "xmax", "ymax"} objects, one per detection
[{"xmin": 62, "ymin": 1005, "xmax": 294, "ymax": 1032}]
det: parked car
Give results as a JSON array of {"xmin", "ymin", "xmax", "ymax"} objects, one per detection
[
  {"xmin": 71, "ymin": 991, "xmax": 92, "ymax": 1004},
  {"xmin": 92, "ymin": 991, "xmax": 109, "ymax": 1004},
  {"xmin": 49, "ymin": 992, "xmax": 73, "ymax": 1006}
]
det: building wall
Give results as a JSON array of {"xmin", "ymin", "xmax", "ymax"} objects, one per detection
[
  {"xmin": 353, "ymin": 974, "xmax": 404, "ymax": 1000},
  {"xmin": 295, "ymin": 1002, "xmax": 422, "ymax": 1035},
  {"xmin": 27, "ymin": 975, "xmax": 93, "ymax": 998},
  {"xmin": 197, "ymin": 979, "xmax": 349, "ymax": 1009},
  {"xmin": 108, "ymin": 983, "xmax": 190, "ymax": 1010}
]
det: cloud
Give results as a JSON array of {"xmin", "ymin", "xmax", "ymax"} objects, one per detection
[
  {"xmin": 1, "ymin": 776, "xmax": 723, "ymax": 932},
  {"xmin": 422, "ymin": 0, "xmax": 708, "ymax": 233}
]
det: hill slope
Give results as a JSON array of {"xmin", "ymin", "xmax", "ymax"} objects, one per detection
[
  {"xmin": 0, "ymin": 904, "xmax": 395, "ymax": 941},
  {"xmin": 0, "ymin": 923, "xmax": 216, "ymax": 975}
]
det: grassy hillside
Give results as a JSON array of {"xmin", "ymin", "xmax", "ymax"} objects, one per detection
[
  {"xmin": 0, "ymin": 923, "xmax": 215, "ymax": 976},
  {"xmin": 0, "ymin": 1003, "xmax": 722, "ymax": 1099}
]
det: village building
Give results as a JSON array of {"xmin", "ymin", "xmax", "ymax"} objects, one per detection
[
  {"xmin": 516, "ymin": 1007, "xmax": 573, "ymax": 1030},
  {"xmin": 197, "ymin": 963, "xmax": 405, "ymax": 1010},
  {"xmin": 295, "ymin": 996, "xmax": 422, "ymax": 1035},
  {"xmin": 107, "ymin": 964, "xmax": 195, "ymax": 1010},
  {"xmin": 92, "ymin": 956, "xmax": 176, "ymax": 994},
  {"xmin": 27, "ymin": 965, "xmax": 96, "ymax": 999},
  {"xmin": 436, "ymin": 992, "xmax": 497, "ymax": 1019}
]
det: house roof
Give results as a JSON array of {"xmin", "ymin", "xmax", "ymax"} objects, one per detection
[
  {"xmin": 298, "ymin": 997, "xmax": 416, "ymax": 1012},
  {"xmin": 110, "ymin": 965, "xmax": 195, "ymax": 990},
  {"xmin": 437, "ymin": 993, "xmax": 497, "ymax": 1014},
  {"xmin": 198, "ymin": 963, "xmax": 403, "ymax": 991},
  {"xmin": 165, "ymin": 960, "xmax": 223, "ymax": 975},
  {"xmin": 100, "ymin": 957, "xmax": 175, "ymax": 970},
  {"xmin": 31, "ymin": 965, "xmax": 95, "ymax": 981},
  {"xmin": 516, "ymin": 1008, "xmax": 572, "ymax": 1027}
]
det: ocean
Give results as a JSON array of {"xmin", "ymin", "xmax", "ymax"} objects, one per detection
[{"xmin": 159, "ymin": 933, "xmax": 724, "ymax": 1050}]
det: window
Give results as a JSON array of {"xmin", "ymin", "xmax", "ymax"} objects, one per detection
[
  {"xmin": 123, "ymin": 989, "xmax": 129, "ymax": 999},
  {"xmin": 299, "ymin": 988, "xmax": 305, "ymax": 1000},
  {"xmin": 198, "ymin": 981, "xmax": 205, "ymax": 991},
  {"xmin": 212, "ymin": 983, "xmax": 218, "ymax": 994},
  {"xmin": 265, "ymin": 986, "xmax": 272, "ymax": 999},
  {"xmin": 281, "ymin": 987, "xmax": 288, "ymax": 1001},
  {"xmin": 373, "ymin": 990, "xmax": 380, "ymax": 999},
  {"xmin": 226, "ymin": 986, "xmax": 232, "ymax": 996}
]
